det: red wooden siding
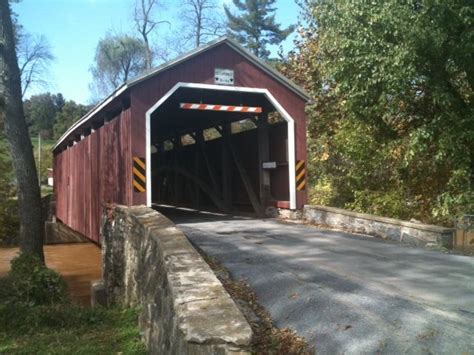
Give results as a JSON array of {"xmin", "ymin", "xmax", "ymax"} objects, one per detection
[{"xmin": 54, "ymin": 108, "xmax": 132, "ymax": 243}]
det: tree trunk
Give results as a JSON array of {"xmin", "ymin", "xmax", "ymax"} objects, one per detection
[
  {"xmin": 142, "ymin": 32, "xmax": 152, "ymax": 70},
  {"xmin": 0, "ymin": 0, "xmax": 45, "ymax": 261}
]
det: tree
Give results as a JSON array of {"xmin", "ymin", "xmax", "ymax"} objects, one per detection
[
  {"xmin": 0, "ymin": 0, "xmax": 45, "ymax": 260},
  {"xmin": 224, "ymin": 0, "xmax": 295, "ymax": 58},
  {"xmin": 281, "ymin": 1, "xmax": 474, "ymax": 225},
  {"xmin": 178, "ymin": 0, "xmax": 225, "ymax": 49},
  {"xmin": 24, "ymin": 92, "xmax": 64, "ymax": 137},
  {"xmin": 9, "ymin": 6, "xmax": 54, "ymax": 97},
  {"xmin": 90, "ymin": 33, "xmax": 148, "ymax": 98},
  {"xmin": 134, "ymin": 0, "xmax": 169, "ymax": 69},
  {"xmin": 17, "ymin": 32, "xmax": 54, "ymax": 97},
  {"xmin": 53, "ymin": 100, "xmax": 89, "ymax": 140}
]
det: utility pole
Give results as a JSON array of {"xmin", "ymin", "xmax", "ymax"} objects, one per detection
[{"xmin": 38, "ymin": 132, "xmax": 41, "ymax": 188}]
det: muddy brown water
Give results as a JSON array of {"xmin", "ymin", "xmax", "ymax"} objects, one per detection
[{"xmin": 0, "ymin": 243, "xmax": 101, "ymax": 305}]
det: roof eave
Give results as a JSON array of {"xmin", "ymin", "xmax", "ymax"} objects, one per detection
[
  {"xmin": 223, "ymin": 38, "xmax": 311, "ymax": 101},
  {"xmin": 52, "ymin": 84, "xmax": 128, "ymax": 151},
  {"xmin": 53, "ymin": 36, "xmax": 310, "ymax": 151}
]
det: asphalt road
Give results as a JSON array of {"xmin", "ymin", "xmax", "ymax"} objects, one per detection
[{"xmin": 163, "ymin": 208, "xmax": 474, "ymax": 354}]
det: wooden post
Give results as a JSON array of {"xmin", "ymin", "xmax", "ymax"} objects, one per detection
[
  {"xmin": 221, "ymin": 123, "xmax": 232, "ymax": 209},
  {"xmin": 257, "ymin": 113, "xmax": 271, "ymax": 207},
  {"xmin": 196, "ymin": 129, "xmax": 220, "ymax": 192},
  {"xmin": 156, "ymin": 142, "xmax": 163, "ymax": 203},
  {"xmin": 219, "ymin": 124, "xmax": 264, "ymax": 216},
  {"xmin": 173, "ymin": 135, "xmax": 182, "ymax": 205},
  {"xmin": 193, "ymin": 132, "xmax": 200, "ymax": 209}
]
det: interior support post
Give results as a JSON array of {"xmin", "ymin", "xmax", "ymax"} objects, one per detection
[
  {"xmin": 173, "ymin": 135, "xmax": 182, "ymax": 205},
  {"xmin": 219, "ymin": 124, "xmax": 264, "ymax": 216},
  {"xmin": 257, "ymin": 112, "xmax": 271, "ymax": 208},
  {"xmin": 193, "ymin": 134, "xmax": 200, "ymax": 209},
  {"xmin": 197, "ymin": 129, "xmax": 220, "ymax": 192},
  {"xmin": 221, "ymin": 123, "xmax": 232, "ymax": 209}
]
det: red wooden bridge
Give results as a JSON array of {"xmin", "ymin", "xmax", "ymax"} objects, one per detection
[{"xmin": 52, "ymin": 37, "xmax": 309, "ymax": 243}]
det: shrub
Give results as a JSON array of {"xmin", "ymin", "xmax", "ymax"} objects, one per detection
[
  {"xmin": 0, "ymin": 198, "xmax": 19, "ymax": 245},
  {"xmin": 347, "ymin": 190, "xmax": 413, "ymax": 221},
  {"xmin": 0, "ymin": 138, "xmax": 18, "ymax": 246},
  {"xmin": 7, "ymin": 253, "xmax": 68, "ymax": 305}
]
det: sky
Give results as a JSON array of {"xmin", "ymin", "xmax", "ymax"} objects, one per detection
[{"xmin": 13, "ymin": 0, "xmax": 301, "ymax": 105}]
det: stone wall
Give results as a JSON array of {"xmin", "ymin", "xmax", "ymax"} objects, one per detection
[
  {"xmin": 44, "ymin": 221, "xmax": 89, "ymax": 244},
  {"xmin": 101, "ymin": 205, "xmax": 253, "ymax": 354},
  {"xmin": 303, "ymin": 205, "xmax": 454, "ymax": 248}
]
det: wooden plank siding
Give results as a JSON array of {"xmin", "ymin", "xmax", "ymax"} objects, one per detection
[{"xmin": 54, "ymin": 108, "xmax": 132, "ymax": 243}]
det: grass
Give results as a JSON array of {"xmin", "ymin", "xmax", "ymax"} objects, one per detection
[
  {"xmin": 0, "ymin": 277, "xmax": 147, "ymax": 355},
  {"xmin": 41, "ymin": 185, "xmax": 54, "ymax": 196},
  {"xmin": 0, "ymin": 304, "xmax": 146, "ymax": 355},
  {"xmin": 31, "ymin": 138, "xmax": 56, "ymax": 150}
]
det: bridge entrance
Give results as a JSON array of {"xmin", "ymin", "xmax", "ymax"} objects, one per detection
[{"xmin": 147, "ymin": 83, "xmax": 296, "ymax": 216}]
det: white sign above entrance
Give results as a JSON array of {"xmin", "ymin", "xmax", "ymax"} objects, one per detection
[
  {"xmin": 262, "ymin": 161, "xmax": 277, "ymax": 169},
  {"xmin": 215, "ymin": 68, "xmax": 234, "ymax": 85}
]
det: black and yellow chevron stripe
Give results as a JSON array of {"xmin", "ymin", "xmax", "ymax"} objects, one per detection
[
  {"xmin": 296, "ymin": 160, "xmax": 306, "ymax": 191},
  {"xmin": 133, "ymin": 157, "xmax": 146, "ymax": 193}
]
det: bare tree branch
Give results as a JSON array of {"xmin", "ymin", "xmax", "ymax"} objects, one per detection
[
  {"xmin": 16, "ymin": 32, "xmax": 54, "ymax": 97},
  {"xmin": 134, "ymin": 0, "xmax": 170, "ymax": 69},
  {"xmin": 174, "ymin": 0, "xmax": 225, "ymax": 52}
]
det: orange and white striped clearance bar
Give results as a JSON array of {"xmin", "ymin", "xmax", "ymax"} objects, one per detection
[{"xmin": 180, "ymin": 103, "xmax": 262, "ymax": 113}]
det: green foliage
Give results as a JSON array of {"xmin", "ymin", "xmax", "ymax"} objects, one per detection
[
  {"xmin": 53, "ymin": 100, "xmax": 89, "ymax": 140},
  {"xmin": 0, "ymin": 255, "xmax": 145, "ymax": 354},
  {"xmin": 35, "ymin": 143, "xmax": 53, "ymax": 185},
  {"xmin": 0, "ymin": 138, "xmax": 18, "ymax": 245},
  {"xmin": 348, "ymin": 190, "xmax": 413, "ymax": 222},
  {"xmin": 224, "ymin": 0, "xmax": 295, "ymax": 58},
  {"xmin": 280, "ymin": 1, "xmax": 474, "ymax": 226},
  {"xmin": 20, "ymin": 93, "xmax": 87, "ymax": 184},
  {"xmin": 23, "ymin": 92, "xmax": 83, "ymax": 140},
  {"xmin": 90, "ymin": 33, "xmax": 148, "ymax": 98},
  {"xmin": 24, "ymin": 93, "xmax": 65, "ymax": 137},
  {"xmin": 6, "ymin": 253, "xmax": 68, "ymax": 305},
  {"xmin": 0, "ymin": 302, "xmax": 146, "ymax": 354},
  {"xmin": 0, "ymin": 199, "xmax": 18, "ymax": 245}
]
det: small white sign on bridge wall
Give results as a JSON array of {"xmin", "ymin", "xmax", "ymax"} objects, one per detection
[
  {"xmin": 215, "ymin": 68, "xmax": 234, "ymax": 85},
  {"xmin": 262, "ymin": 161, "xmax": 277, "ymax": 169}
]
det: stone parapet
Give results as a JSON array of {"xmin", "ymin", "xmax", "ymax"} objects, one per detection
[
  {"xmin": 101, "ymin": 205, "xmax": 253, "ymax": 354},
  {"xmin": 303, "ymin": 205, "xmax": 454, "ymax": 248}
]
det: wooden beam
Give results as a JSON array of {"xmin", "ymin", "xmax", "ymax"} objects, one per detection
[
  {"xmin": 152, "ymin": 114, "xmax": 262, "ymax": 145},
  {"xmin": 221, "ymin": 123, "xmax": 232, "ymax": 209},
  {"xmin": 221, "ymin": 123, "xmax": 264, "ymax": 216},
  {"xmin": 193, "ymin": 140, "xmax": 200, "ymax": 209},
  {"xmin": 258, "ymin": 113, "xmax": 271, "ymax": 207},
  {"xmin": 173, "ymin": 134, "xmax": 182, "ymax": 205},
  {"xmin": 153, "ymin": 165, "xmax": 229, "ymax": 212},
  {"xmin": 196, "ymin": 129, "xmax": 220, "ymax": 192}
]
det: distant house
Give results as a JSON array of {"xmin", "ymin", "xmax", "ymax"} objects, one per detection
[{"xmin": 47, "ymin": 168, "xmax": 53, "ymax": 187}]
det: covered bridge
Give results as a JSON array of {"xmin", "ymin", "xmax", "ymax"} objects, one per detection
[{"xmin": 53, "ymin": 37, "xmax": 310, "ymax": 243}]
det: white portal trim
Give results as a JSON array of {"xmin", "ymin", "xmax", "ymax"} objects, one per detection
[{"xmin": 145, "ymin": 82, "xmax": 297, "ymax": 210}]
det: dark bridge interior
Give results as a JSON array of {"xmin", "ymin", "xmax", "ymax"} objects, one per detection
[{"xmin": 150, "ymin": 87, "xmax": 289, "ymax": 215}]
